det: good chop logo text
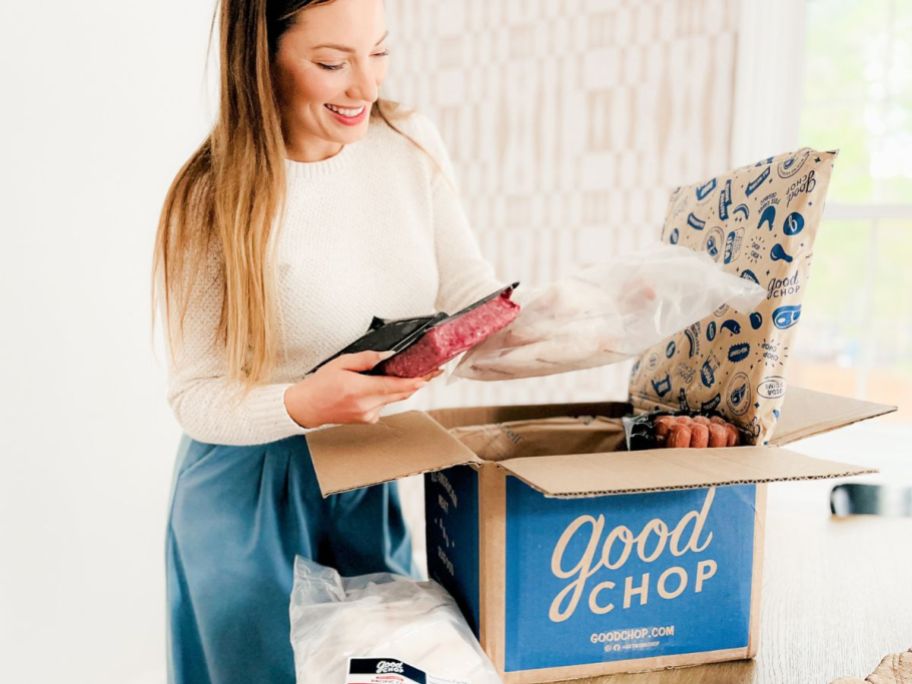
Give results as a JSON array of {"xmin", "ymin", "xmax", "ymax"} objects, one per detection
[
  {"xmin": 549, "ymin": 489, "xmax": 718, "ymax": 623},
  {"xmin": 375, "ymin": 661, "xmax": 404, "ymax": 675}
]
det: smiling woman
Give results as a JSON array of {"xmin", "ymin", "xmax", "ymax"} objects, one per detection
[
  {"xmin": 151, "ymin": 0, "xmax": 506, "ymax": 682},
  {"xmin": 271, "ymin": 1, "xmax": 392, "ymax": 160}
]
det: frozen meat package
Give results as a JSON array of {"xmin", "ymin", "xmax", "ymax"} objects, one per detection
[
  {"xmin": 309, "ymin": 283, "xmax": 521, "ymax": 379},
  {"xmin": 289, "ymin": 557, "xmax": 502, "ymax": 684}
]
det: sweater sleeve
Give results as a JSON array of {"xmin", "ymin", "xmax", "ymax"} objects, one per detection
[
  {"xmin": 411, "ymin": 113, "xmax": 506, "ymax": 313},
  {"xmin": 162, "ymin": 243, "xmax": 315, "ymax": 446}
]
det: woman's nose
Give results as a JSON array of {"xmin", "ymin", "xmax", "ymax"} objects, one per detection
[{"xmin": 348, "ymin": 59, "xmax": 379, "ymax": 104}]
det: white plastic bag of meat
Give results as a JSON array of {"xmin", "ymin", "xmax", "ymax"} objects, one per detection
[
  {"xmin": 450, "ymin": 243, "xmax": 764, "ymax": 382},
  {"xmin": 289, "ymin": 557, "xmax": 502, "ymax": 684}
]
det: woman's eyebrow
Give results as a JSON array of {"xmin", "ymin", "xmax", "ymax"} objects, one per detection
[{"xmin": 312, "ymin": 30, "xmax": 389, "ymax": 52}]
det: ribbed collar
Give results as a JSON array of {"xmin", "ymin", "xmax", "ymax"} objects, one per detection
[{"xmin": 283, "ymin": 141, "xmax": 355, "ymax": 180}]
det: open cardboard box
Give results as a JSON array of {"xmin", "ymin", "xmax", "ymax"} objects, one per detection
[{"xmin": 306, "ymin": 387, "xmax": 895, "ymax": 682}]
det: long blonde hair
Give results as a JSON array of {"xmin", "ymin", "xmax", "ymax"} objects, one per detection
[{"xmin": 151, "ymin": 0, "xmax": 441, "ymax": 391}]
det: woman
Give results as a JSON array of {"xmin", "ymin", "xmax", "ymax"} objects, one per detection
[{"xmin": 151, "ymin": 0, "xmax": 504, "ymax": 681}]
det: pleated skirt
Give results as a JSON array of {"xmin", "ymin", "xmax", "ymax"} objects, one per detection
[{"xmin": 165, "ymin": 433, "xmax": 416, "ymax": 684}]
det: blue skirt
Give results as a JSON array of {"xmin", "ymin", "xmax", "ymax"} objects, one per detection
[{"xmin": 165, "ymin": 433, "xmax": 417, "ymax": 684}]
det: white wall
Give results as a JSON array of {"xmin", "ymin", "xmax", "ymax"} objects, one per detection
[{"xmin": 0, "ymin": 2, "xmax": 217, "ymax": 682}]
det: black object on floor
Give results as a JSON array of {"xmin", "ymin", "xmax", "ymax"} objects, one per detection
[{"xmin": 830, "ymin": 483, "xmax": 912, "ymax": 517}]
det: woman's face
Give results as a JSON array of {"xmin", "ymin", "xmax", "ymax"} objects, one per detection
[{"xmin": 273, "ymin": 0, "xmax": 389, "ymax": 162}]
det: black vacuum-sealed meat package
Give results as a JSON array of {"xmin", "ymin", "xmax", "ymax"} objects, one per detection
[{"xmin": 309, "ymin": 282, "xmax": 521, "ymax": 378}]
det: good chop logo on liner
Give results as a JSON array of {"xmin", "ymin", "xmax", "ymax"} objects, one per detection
[
  {"xmin": 548, "ymin": 489, "xmax": 718, "ymax": 623},
  {"xmin": 786, "ymin": 169, "xmax": 816, "ymax": 207},
  {"xmin": 766, "ymin": 271, "xmax": 801, "ymax": 299}
]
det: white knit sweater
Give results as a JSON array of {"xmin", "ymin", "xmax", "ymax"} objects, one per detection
[{"xmin": 164, "ymin": 111, "xmax": 505, "ymax": 446}]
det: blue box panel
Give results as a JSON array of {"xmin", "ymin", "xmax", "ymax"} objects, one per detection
[
  {"xmin": 504, "ymin": 481, "xmax": 756, "ymax": 671},
  {"xmin": 425, "ymin": 466, "xmax": 481, "ymax": 635}
]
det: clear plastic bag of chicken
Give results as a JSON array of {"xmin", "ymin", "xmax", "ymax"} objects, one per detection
[
  {"xmin": 450, "ymin": 243, "xmax": 764, "ymax": 382},
  {"xmin": 289, "ymin": 557, "xmax": 502, "ymax": 684}
]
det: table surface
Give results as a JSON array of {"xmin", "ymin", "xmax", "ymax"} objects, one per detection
[{"xmin": 560, "ymin": 425, "xmax": 912, "ymax": 684}]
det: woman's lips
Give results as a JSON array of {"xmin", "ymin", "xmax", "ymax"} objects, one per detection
[{"xmin": 325, "ymin": 103, "xmax": 367, "ymax": 125}]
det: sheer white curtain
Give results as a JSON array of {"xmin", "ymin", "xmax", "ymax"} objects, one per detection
[{"xmin": 730, "ymin": 0, "xmax": 807, "ymax": 165}]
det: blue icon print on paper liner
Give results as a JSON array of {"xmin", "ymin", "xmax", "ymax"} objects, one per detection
[
  {"xmin": 770, "ymin": 243, "xmax": 794, "ymax": 263},
  {"xmin": 758, "ymin": 204, "xmax": 776, "ymax": 232},
  {"xmin": 772, "ymin": 305, "xmax": 801, "ymax": 330},
  {"xmin": 687, "ymin": 213, "xmax": 706, "ymax": 230},
  {"xmin": 652, "ymin": 374, "xmax": 672, "ymax": 397},
  {"xmin": 696, "ymin": 178, "xmax": 717, "ymax": 202},
  {"xmin": 783, "ymin": 212, "xmax": 804, "ymax": 236}
]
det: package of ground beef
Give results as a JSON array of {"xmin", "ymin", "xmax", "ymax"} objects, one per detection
[
  {"xmin": 376, "ymin": 284, "xmax": 521, "ymax": 378},
  {"xmin": 628, "ymin": 148, "xmax": 838, "ymax": 444},
  {"xmin": 310, "ymin": 283, "xmax": 521, "ymax": 378}
]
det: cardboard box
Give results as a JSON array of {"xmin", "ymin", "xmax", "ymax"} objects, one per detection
[{"xmin": 307, "ymin": 387, "xmax": 894, "ymax": 682}]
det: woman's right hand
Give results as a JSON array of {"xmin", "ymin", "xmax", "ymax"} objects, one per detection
[{"xmin": 283, "ymin": 350, "xmax": 442, "ymax": 429}]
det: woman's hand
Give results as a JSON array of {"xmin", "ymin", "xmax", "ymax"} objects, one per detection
[{"xmin": 284, "ymin": 350, "xmax": 444, "ymax": 429}]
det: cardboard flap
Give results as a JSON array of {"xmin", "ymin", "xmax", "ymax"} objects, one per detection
[
  {"xmin": 305, "ymin": 411, "xmax": 481, "ymax": 497},
  {"xmin": 496, "ymin": 446, "xmax": 877, "ymax": 498},
  {"xmin": 770, "ymin": 386, "xmax": 897, "ymax": 446},
  {"xmin": 428, "ymin": 400, "xmax": 632, "ymax": 430}
]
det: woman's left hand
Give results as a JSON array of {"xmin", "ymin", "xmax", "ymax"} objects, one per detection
[{"xmin": 419, "ymin": 368, "xmax": 445, "ymax": 382}]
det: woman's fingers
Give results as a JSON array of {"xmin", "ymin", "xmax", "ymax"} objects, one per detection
[
  {"xmin": 386, "ymin": 390, "xmax": 420, "ymax": 404},
  {"xmin": 370, "ymin": 375, "xmax": 426, "ymax": 395},
  {"xmin": 420, "ymin": 368, "xmax": 444, "ymax": 381}
]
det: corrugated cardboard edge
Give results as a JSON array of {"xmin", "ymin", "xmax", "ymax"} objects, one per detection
[
  {"xmin": 307, "ymin": 387, "xmax": 891, "ymax": 498},
  {"xmin": 494, "ymin": 447, "xmax": 878, "ymax": 499},
  {"xmin": 500, "ymin": 646, "xmax": 752, "ymax": 683},
  {"xmin": 479, "ymin": 463, "xmax": 507, "ymax": 674},
  {"xmin": 428, "ymin": 400, "xmax": 632, "ymax": 430},
  {"xmin": 305, "ymin": 411, "xmax": 482, "ymax": 497},
  {"xmin": 770, "ymin": 386, "xmax": 897, "ymax": 446},
  {"xmin": 747, "ymin": 483, "xmax": 767, "ymax": 658},
  {"xmin": 497, "ymin": 466, "xmax": 878, "ymax": 499}
]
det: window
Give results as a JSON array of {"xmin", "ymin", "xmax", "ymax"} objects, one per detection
[{"xmin": 790, "ymin": 0, "xmax": 912, "ymax": 424}]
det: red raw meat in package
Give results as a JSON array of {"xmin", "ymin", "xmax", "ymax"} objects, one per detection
[{"xmin": 377, "ymin": 290, "xmax": 521, "ymax": 378}]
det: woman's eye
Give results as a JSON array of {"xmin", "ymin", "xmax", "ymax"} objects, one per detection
[{"xmin": 317, "ymin": 51, "xmax": 390, "ymax": 71}]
